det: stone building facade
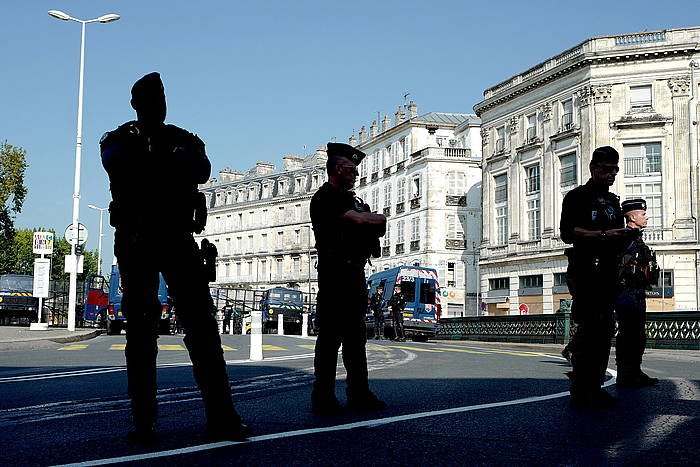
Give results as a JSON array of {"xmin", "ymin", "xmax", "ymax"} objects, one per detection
[
  {"xmin": 353, "ymin": 105, "xmax": 482, "ymax": 317},
  {"xmin": 474, "ymin": 27, "xmax": 700, "ymax": 315},
  {"xmin": 196, "ymin": 150, "xmax": 328, "ymax": 296},
  {"xmin": 197, "ymin": 104, "xmax": 482, "ymax": 317}
]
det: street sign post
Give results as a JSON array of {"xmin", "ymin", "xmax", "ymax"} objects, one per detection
[
  {"xmin": 64, "ymin": 223, "xmax": 88, "ymax": 246},
  {"xmin": 33, "ymin": 258, "xmax": 51, "ymax": 298},
  {"xmin": 33, "ymin": 232, "xmax": 54, "ymax": 255}
]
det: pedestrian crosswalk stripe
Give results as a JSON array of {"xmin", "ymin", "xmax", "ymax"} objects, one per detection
[
  {"xmin": 296, "ymin": 344, "xmax": 316, "ymax": 349},
  {"xmin": 433, "ymin": 348, "xmax": 488, "ymax": 354},
  {"xmin": 386, "ymin": 345, "xmax": 443, "ymax": 353},
  {"xmin": 110, "ymin": 344, "xmax": 126, "ymax": 350},
  {"xmin": 366, "ymin": 346, "xmax": 385, "ymax": 350},
  {"xmin": 158, "ymin": 344, "xmax": 186, "ymax": 351},
  {"xmin": 58, "ymin": 344, "xmax": 89, "ymax": 350},
  {"xmin": 221, "ymin": 345, "xmax": 237, "ymax": 351},
  {"xmin": 262, "ymin": 345, "xmax": 287, "ymax": 351}
]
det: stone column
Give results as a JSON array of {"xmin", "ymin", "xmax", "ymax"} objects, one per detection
[
  {"xmin": 668, "ymin": 76, "xmax": 695, "ymax": 239},
  {"xmin": 539, "ymin": 103, "xmax": 554, "ymax": 238},
  {"xmin": 480, "ymin": 129, "xmax": 491, "ymax": 246},
  {"xmin": 592, "ymin": 84, "xmax": 613, "ymax": 167},
  {"xmin": 508, "ymin": 116, "xmax": 520, "ymax": 242},
  {"xmin": 542, "ymin": 269, "xmax": 554, "ymax": 314}
]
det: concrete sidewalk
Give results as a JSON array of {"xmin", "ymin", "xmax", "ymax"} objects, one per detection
[{"xmin": 0, "ymin": 326, "xmax": 102, "ymax": 350}]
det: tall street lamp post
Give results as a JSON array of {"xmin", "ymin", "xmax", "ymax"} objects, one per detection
[
  {"xmin": 87, "ymin": 204, "xmax": 108, "ymax": 277},
  {"xmin": 48, "ymin": 9, "xmax": 120, "ymax": 331}
]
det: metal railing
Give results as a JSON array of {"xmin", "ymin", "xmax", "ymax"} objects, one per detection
[
  {"xmin": 615, "ymin": 31, "xmax": 667, "ymax": 46},
  {"xmin": 624, "ymin": 156, "xmax": 661, "ymax": 176},
  {"xmin": 561, "ymin": 112, "xmax": 573, "ymax": 131},
  {"xmin": 436, "ymin": 311, "xmax": 700, "ymax": 349},
  {"xmin": 526, "ymin": 126, "xmax": 537, "ymax": 143}
]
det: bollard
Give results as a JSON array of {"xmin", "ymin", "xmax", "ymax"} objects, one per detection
[
  {"xmin": 302, "ymin": 313, "xmax": 309, "ymax": 337},
  {"xmin": 250, "ymin": 309, "xmax": 263, "ymax": 361},
  {"xmin": 241, "ymin": 316, "xmax": 248, "ymax": 335},
  {"xmin": 229, "ymin": 317, "xmax": 235, "ymax": 335},
  {"xmin": 218, "ymin": 315, "xmax": 223, "ymax": 334},
  {"xmin": 277, "ymin": 313, "xmax": 284, "ymax": 336}
]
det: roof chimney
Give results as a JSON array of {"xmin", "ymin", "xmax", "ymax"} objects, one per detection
[
  {"xmin": 370, "ymin": 120, "xmax": 378, "ymax": 138},
  {"xmin": 359, "ymin": 125, "xmax": 368, "ymax": 143},
  {"xmin": 282, "ymin": 155, "xmax": 304, "ymax": 172},
  {"xmin": 408, "ymin": 101, "xmax": 418, "ymax": 119},
  {"xmin": 349, "ymin": 134, "xmax": 357, "ymax": 146},
  {"xmin": 381, "ymin": 115, "xmax": 390, "ymax": 132},
  {"xmin": 219, "ymin": 168, "xmax": 245, "ymax": 183},
  {"xmin": 395, "ymin": 105, "xmax": 405, "ymax": 126}
]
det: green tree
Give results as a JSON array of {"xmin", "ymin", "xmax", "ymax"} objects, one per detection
[{"xmin": 0, "ymin": 141, "xmax": 28, "ymax": 274}]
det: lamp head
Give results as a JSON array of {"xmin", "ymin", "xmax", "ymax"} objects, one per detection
[{"xmin": 48, "ymin": 10, "xmax": 71, "ymax": 21}]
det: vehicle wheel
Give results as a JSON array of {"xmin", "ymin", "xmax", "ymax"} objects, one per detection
[
  {"xmin": 411, "ymin": 335, "xmax": 428, "ymax": 342},
  {"xmin": 107, "ymin": 320, "xmax": 121, "ymax": 335}
]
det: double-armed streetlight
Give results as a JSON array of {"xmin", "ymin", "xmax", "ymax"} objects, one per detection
[{"xmin": 48, "ymin": 9, "xmax": 120, "ymax": 331}]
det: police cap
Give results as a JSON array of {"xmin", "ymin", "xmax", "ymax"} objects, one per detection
[
  {"xmin": 621, "ymin": 198, "xmax": 646, "ymax": 215},
  {"xmin": 131, "ymin": 72, "xmax": 164, "ymax": 100},
  {"xmin": 327, "ymin": 142, "xmax": 366, "ymax": 165}
]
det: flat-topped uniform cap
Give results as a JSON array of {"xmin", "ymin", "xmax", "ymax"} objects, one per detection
[
  {"xmin": 621, "ymin": 198, "xmax": 646, "ymax": 215},
  {"xmin": 327, "ymin": 142, "xmax": 366, "ymax": 165},
  {"xmin": 131, "ymin": 72, "xmax": 164, "ymax": 100}
]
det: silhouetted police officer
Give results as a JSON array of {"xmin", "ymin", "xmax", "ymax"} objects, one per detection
[
  {"xmin": 388, "ymin": 285, "xmax": 406, "ymax": 341},
  {"xmin": 310, "ymin": 142, "xmax": 387, "ymax": 415},
  {"xmin": 616, "ymin": 198, "xmax": 660, "ymax": 387},
  {"xmin": 100, "ymin": 72, "xmax": 249, "ymax": 442},
  {"xmin": 370, "ymin": 286, "xmax": 385, "ymax": 340},
  {"xmin": 560, "ymin": 146, "xmax": 636, "ymax": 410}
]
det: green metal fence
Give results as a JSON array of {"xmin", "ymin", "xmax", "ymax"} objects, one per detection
[{"xmin": 436, "ymin": 311, "xmax": 700, "ymax": 350}]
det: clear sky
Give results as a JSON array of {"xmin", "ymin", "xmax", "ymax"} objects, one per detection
[{"xmin": 2, "ymin": 0, "xmax": 699, "ymax": 268}]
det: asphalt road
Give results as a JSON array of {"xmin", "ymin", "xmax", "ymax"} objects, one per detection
[{"xmin": 1, "ymin": 334, "xmax": 699, "ymax": 466}]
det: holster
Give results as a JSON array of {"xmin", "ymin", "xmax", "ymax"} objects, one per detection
[{"xmin": 200, "ymin": 238, "xmax": 218, "ymax": 283}]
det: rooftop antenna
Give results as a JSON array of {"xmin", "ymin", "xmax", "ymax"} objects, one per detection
[{"xmin": 403, "ymin": 92, "xmax": 411, "ymax": 107}]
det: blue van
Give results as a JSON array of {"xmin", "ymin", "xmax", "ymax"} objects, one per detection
[
  {"xmin": 105, "ymin": 265, "xmax": 173, "ymax": 335},
  {"xmin": 366, "ymin": 266, "xmax": 441, "ymax": 341}
]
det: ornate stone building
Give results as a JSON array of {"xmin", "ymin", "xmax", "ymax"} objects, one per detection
[
  {"xmin": 474, "ymin": 27, "xmax": 700, "ymax": 315},
  {"xmin": 197, "ymin": 104, "xmax": 482, "ymax": 317},
  {"xmin": 353, "ymin": 105, "xmax": 482, "ymax": 317},
  {"xmin": 196, "ymin": 150, "xmax": 327, "ymax": 296}
]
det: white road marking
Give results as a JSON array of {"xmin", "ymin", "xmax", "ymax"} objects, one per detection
[{"xmin": 51, "ymin": 359, "xmax": 617, "ymax": 467}]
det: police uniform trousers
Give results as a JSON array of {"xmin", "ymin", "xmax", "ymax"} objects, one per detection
[
  {"xmin": 374, "ymin": 311, "xmax": 384, "ymax": 339},
  {"xmin": 566, "ymin": 259, "xmax": 617, "ymax": 395},
  {"xmin": 392, "ymin": 310, "xmax": 405, "ymax": 340},
  {"xmin": 115, "ymin": 230, "xmax": 240, "ymax": 430},
  {"xmin": 312, "ymin": 261, "xmax": 370, "ymax": 401},
  {"xmin": 615, "ymin": 289, "xmax": 647, "ymax": 374}
]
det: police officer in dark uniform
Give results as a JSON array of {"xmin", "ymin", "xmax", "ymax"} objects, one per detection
[
  {"xmin": 310, "ymin": 142, "xmax": 388, "ymax": 415},
  {"xmin": 388, "ymin": 284, "xmax": 406, "ymax": 341},
  {"xmin": 100, "ymin": 73, "xmax": 250, "ymax": 442},
  {"xmin": 616, "ymin": 199, "xmax": 660, "ymax": 387},
  {"xmin": 370, "ymin": 286, "xmax": 385, "ymax": 340},
  {"xmin": 560, "ymin": 146, "xmax": 636, "ymax": 410}
]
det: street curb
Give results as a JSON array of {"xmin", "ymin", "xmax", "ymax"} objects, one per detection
[{"xmin": 0, "ymin": 329, "xmax": 103, "ymax": 351}]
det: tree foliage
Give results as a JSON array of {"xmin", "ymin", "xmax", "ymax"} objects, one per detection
[{"xmin": 0, "ymin": 141, "xmax": 28, "ymax": 274}]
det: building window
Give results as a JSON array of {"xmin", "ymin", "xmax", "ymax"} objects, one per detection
[
  {"xmin": 624, "ymin": 142, "xmax": 661, "ymax": 176},
  {"xmin": 247, "ymin": 235, "xmax": 253, "ymax": 252},
  {"xmin": 489, "ymin": 277, "xmax": 510, "ymax": 290},
  {"xmin": 625, "ymin": 182, "xmax": 662, "ymax": 229},
  {"xmin": 560, "ymin": 153, "xmax": 577, "ymax": 188},
  {"xmin": 410, "ymin": 216, "xmax": 420, "ymax": 241},
  {"xmin": 397, "ymin": 178, "xmax": 406, "ymax": 202},
  {"xmin": 447, "ymin": 171, "xmax": 466, "ymax": 196},
  {"xmin": 225, "ymin": 238, "xmax": 231, "ymax": 255},
  {"xmin": 295, "ymin": 204, "xmax": 302, "ymax": 220},
  {"xmin": 446, "ymin": 214, "xmax": 465, "ymax": 240},
  {"xmin": 261, "ymin": 209, "xmax": 268, "ymax": 225},
  {"xmin": 495, "ymin": 126, "xmax": 506, "ymax": 153},
  {"xmin": 371, "ymin": 187, "xmax": 380, "ymax": 212},
  {"xmin": 237, "ymin": 213, "xmax": 243, "ymax": 229},
  {"xmin": 383, "ymin": 222, "xmax": 391, "ymax": 248},
  {"xmin": 525, "ymin": 165, "xmax": 541, "ymax": 240},
  {"xmin": 561, "ymin": 99, "xmax": 573, "ymax": 130},
  {"xmin": 260, "ymin": 260, "xmax": 267, "ymax": 279},
  {"xmin": 372, "ymin": 151, "xmax": 379, "ymax": 174},
  {"xmin": 385, "ymin": 144, "xmax": 394, "ymax": 167},
  {"xmin": 411, "ymin": 175, "xmax": 421, "ymax": 199},
  {"xmin": 554, "ymin": 272, "xmax": 567, "ymax": 287},
  {"xmin": 261, "ymin": 233, "xmax": 268, "ymax": 252},
  {"xmin": 236, "ymin": 262, "xmax": 242, "ymax": 277},
  {"xmin": 277, "ymin": 231, "xmax": 284, "ymax": 248},
  {"xmin": 383, "ymin": 184, "xmax": 392, "ymax": 208},
  {"xmin": 519, "ymin": 274, "xmax": 543, "ymax": 288},
  {"xmin": 494, "ymin": 174, "xmax": 508, "ymax": 245},
  {"xmin": 630, "ymin": 84, "xmax": 652, "ymax": 109},
  {"xmin": 278, "ymin": 206, "xmax": 285, "ymax": 223},
  {"xmin": 526, "ymin": 114, "xmax": 537, "ymax": 142},
  {"xmin": 293, "ymin": 257, "xmax": 301, "ymax": 274},
  {"xmin": 397, "ymin": 219, "xmax": 405, "ymax": 243},
  {"xmin": 225, "ymin": 262, "xmax": 230, "ymax": 278},
  {"xmin": 295, "ymin": 178, "xmax": 303, "ymax": 193},
  {"xmin": 294, "ymin": 229, "xmax": 301, "ymax": 244},
  {"xmin": 398, "ymin": 137, "xmax": 406, "ymax": 161},
  {"xmin": 275, "ymin": 258, "xmax": 283, "ymax": 277},
  {"xmin": 236, "ymin": 236, "xmax": 242, "ymax": 253},
  {"xmin": 447, "ymin": 262, "xmax": 456, "ymax": 287}
]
